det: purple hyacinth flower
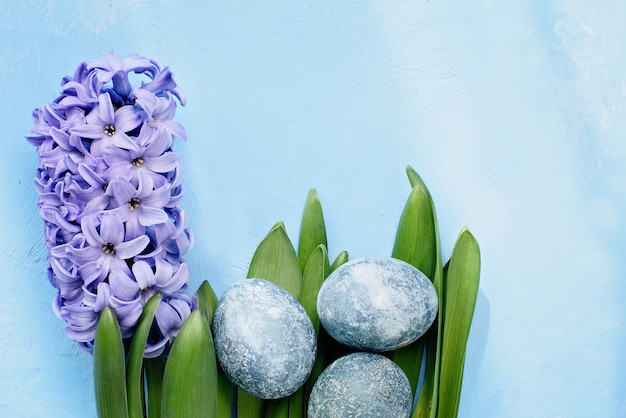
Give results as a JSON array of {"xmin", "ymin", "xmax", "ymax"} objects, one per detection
[{"xmin": 27, "ymin": 52, "xmax": 194, "ymax": 355}]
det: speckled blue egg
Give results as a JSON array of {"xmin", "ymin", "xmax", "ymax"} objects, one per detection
[
  {"xmin": 317, "ymin": 256, "xmax": 438, "ymax": 351},
  {"xmin": 212, "ymin": 279, "xmax": 317, "ymax": 399},
  {"xmin": 308, "ymin": 352, "xmax": 412, "ymax": 417}
]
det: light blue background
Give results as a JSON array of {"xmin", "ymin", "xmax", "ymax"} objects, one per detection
[{"xmin": 1, "ymin": 1, "xmax": 625, "ymax": 417}]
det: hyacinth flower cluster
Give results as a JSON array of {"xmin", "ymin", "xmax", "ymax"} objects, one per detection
[{"xmin": 26, "ymin": 52, "xmax": 194, "ymax": 356}]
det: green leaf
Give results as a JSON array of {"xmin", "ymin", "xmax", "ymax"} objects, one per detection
[
  {"xmin": 390, "ymin": 167, "xmax": 439, "ymax": 399},
  {"xmin": 406, "ymin": 165, "xmax": 428, "ymax": 190},
  {"xmin": 298, "ymin": 244, "xmax": 329, "ymax": 334},
  {"xmin": 162, "ymin": 310, "xmax": 218, "ymax": 418},
  {"xmin": 391, "ymin": 184, "xmax": 436, "ymax": 280},
  {"xmin": 297, "ymin": 188, "xmax": 328, "ymax": 272},
  {"xmin": 265, "ymin": 397, "xmax": 290, "ymax": 418},
  {"xmin": 437, "ymin": 228, "xmax": 480, "ymax": 418},
  {"xmin": 248, "ymin": 221, "xmax": 302, "ymax": 298},
  {"xmin": 94, "ymin": 306, "xmax": 129, "ymax": 418},
  {"xmin": 126, "ymin": 293, "xmax": 162, "ymax": 418},
  {"xmin": 144, "ymin": 357, "xmax": 165, "ymax": 418},
  {"xmin": 196, "ymin": 280, "xmax": 219, "ymax": 326},
  {"xmin": 238, "ymin": 390, "xmax": 265, "ymax": 418},
  {"xmin": 288, "ymin": 387, "xmax": 305, "ymax": 418},
  {"xmin": 196, "ymin": 285, "xmax": 235, "ymax": 418},
  {"xmin": 329, "ymin": 250, "xmax": 349, "ymax": 272}
]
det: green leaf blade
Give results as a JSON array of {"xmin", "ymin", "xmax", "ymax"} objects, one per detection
[
  {"xmin": 195, "ymin": 283, "xmax": 235, "ymax": 418},
  {"xmin": 298, "ymin": 244, "xmax": 328, "ymax": 334},
  {"xmin": 297, "ymin": 189, "xmax": 328, "ymax": 272},
  {"xmin": 391, "ymin": 184, "xmax": 436, "ymax": 280},
  {"xmin": 94, "ymin": 306, "xmax": 129, "ymax": 418},
  {"xmin": 127, "ymin": 293, "xmax": 162, "ymax": 418},
  {"xmin": 248, "ymin": 221, "xmax": 302, "ymax": 298},
  {"xmin": 391, "ymin": 168, "xmax": 440, "ymax": 402},
  {"xmin": 329, "ymin": 250, "xmax": 349, "ymax": 273},
  {"xmin": 161, "ymin": 309, "xmax": 218, "ymax": 418},
  {"xmin": 437, "ymin": 228, "xmax": 481, "ymax": 418}
]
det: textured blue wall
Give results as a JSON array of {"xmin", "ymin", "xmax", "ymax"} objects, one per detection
[{"xmin": 1, "ymin": 1, "xmax": 625, "ymax": 416}]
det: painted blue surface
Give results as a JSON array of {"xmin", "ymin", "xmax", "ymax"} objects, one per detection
[{"xmin": 1, "ymin": 1, "xmax": 625, "ymax": 416}]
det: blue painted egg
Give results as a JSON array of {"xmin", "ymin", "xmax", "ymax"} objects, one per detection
[
  {"xmin": 212, "ymin": 279, "xmax": 317, "ymax": 399},
  {"xmin": 307, "ymin": 352, "xmax": 412, "ymax": 417},
  {"xmin": 317, "ymin": 256, "xmax": 438, "ymax": 351}
]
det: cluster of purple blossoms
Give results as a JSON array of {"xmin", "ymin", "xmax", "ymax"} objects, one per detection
[{"xmin": 26, "ymin": 52, "xmax": 194, "ymax": 356}]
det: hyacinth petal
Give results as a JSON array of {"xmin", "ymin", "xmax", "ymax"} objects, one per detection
[
  {"xmin": 110, "ymin": 131, "xmax": 139, "ymax": 151},
  {"xmin": 155, "ymin": 301, "xmax": 181, "ymax": 336},
  {"xmin": 109, "ymin": 269, "xmax": 140, "ymax": 301},
  {"xmin": 115, "ymin": 235, "xmax": 150, "ymax": 259},
  {"xmin": 71, "ymin": 123, "xmax": 105, "ymax": 140},
  {"xmin": 160, "ymin": 263, "xmax": 188, "ymax": 294},
  {"xmin": 115, "ymin": 106, "xmax": 143, "ymax": 133},
  {"xmin": 153, "ymin": 257, "xmax": 174, "ymax": 282},
  {"xmin": 67, "ymin": 245, "xmax": 103, "ymax": 268},
  {"xmin": 144, "ymin": 152, "xmax": 178, "ymax": 173},
  {"xmin": 99, "ymin": 212, "xmax": 125, "ymax": 244},
  {"xmin": 123, "ymin": 54, "xmax": 158, "ymax": 75},
  {"xmin": 80, "ymin": 216, "xmax": 103, "ymax": 246},
  {"xmin": 143, "ymin": 184, "xmax": 171, "ymax": 208},
  {"xmin": 138, "ymin": 206, "xmax": 169, "ymax": 227},
  {"xmin": 162, "ymin": 120, "xmax": 187, "ymax": 141},
  {"xmin": 98, "ymin": 93, "xmax": 115, "ymax": 124},
  {"xmin": 131, "ymin": 260, "xmax": 156, "ymax": 290},
  {"xmin": 142, "ymin": 126, "xmax": 171, "ymax": 156},
  {"xmin": 109, "ymin": 178, "xmax": 137, "ymax": 207}
]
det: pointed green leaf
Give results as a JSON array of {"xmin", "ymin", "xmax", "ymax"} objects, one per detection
[
  {"xmin": 406, "ymin": 165, "xmax": 428, "ymax": 190},
  {"xmin": 196, "ymin": 285, "xmax": 235, "ymax": 418},
  {"xmin": 298, "ymin": 244, "xmax": 329, "ymax": 334},
  {"xmin": 196, "ymin": 280, "xmax": 219, "ymax": 326},
  {"xmin": 330, "ymin": 250, "xmax": 349, "ymax": 272},
  {"xmin": 391, "ymin": 184, "xmax": 436, "ymax": 280},
  {"xmin": 297, "ymin": 188, "xmax": 328, "ymax": 272},
  {"xmin": 248, "ymin": 221, "xmax": 302, "ymax": 298},
  {"xmin": 391, "ymin": 167, "xmax": 440, "ymax": 400},
  {"xmin": 162, "ymin": 310, "xmax": 218, "ymax": 418},
  {"xmin": 437, "ymin": 228, "xmax": 480, "ymax": 418},
  {"xmin": 94, "ymin": 306, "xmax": 129, "ymax": 418},
  {"xmin": 127, "ymin": 293, "xmax": 162, "ymax": 418}
]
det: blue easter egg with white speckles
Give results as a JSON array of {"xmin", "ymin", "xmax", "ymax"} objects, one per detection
[
  {"xmin": 307, "ymin": 352, "xmax": 412, "ymax": 418},
  {"xmin": 212, "ymin": 279, "xmax": 317, "ymax": 399},
  {"xmin": 317, "ymin": 256, "xmax": 438, "ymax": 351}
]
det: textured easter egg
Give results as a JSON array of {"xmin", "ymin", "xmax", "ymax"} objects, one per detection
[
  {"xmin": 212, "ymin": 279, "xmax": 317, "ymax": 399},
  {"xmin": 307, "ymin": 352, "xmax": 412, "ymax": 418},
  {"xmin": 317, "ymin": 256, "xmax": 438, "ymax": 351}
]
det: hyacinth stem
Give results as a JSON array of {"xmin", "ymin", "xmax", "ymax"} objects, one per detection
[
  {"xmin": 144, "ymin": 357, "xmax": 165, "ymax": 418},
  {"xmin": 161, "ymin": 310, "xmax": 218, "ymax": 418},
  {"xmin": 127, "ymin": 293, "xmax": 162, "ymax": 418},
  {"xmin": 94, "ymin": 307, "xmax": 129, "ymax": 418}
]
